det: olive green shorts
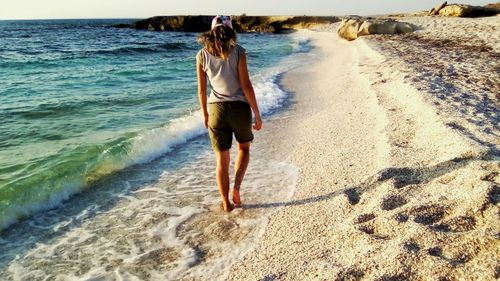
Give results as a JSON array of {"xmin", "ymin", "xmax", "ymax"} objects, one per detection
[{"xmin": 208, "ymin": 101, "xmax": 254, "ymax": 151}]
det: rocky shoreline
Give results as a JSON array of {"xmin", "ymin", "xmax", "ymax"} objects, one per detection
[
  {"xmin": 114, "ymin": 15, "xmax": 340, "ymax": 33},
  {"xmin": 113, "ymin": 2, "xmax": 499, "ymax": 34},
  {"xmin": 114, "ymin": 2, "xmax": 499, "ymax": 34}
]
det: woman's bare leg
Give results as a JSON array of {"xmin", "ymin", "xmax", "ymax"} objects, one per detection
[
  {"xmin": 215, "ymin": 149, "xmax": 233, "ymax": 212},
  {"xmin": 232, "ymin": 141, "xmax": 250, "ymax": 206}
]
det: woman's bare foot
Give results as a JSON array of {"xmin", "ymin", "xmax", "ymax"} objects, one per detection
[
  {"xmin": 221, "ymin": 201, "xmax": 234, "ymax": 212},
  {"xmin": 232, "ymin": 188, "xmax": 241, "ymax": 207}
]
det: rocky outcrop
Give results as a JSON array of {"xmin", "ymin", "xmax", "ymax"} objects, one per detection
[
  {"xmin": 337, "ymin": 18, "xmax": 364, "ymax": 41},
  {"xmin": 338, "ymin": 18, "xmax": 416, "ymax": 41},
  {"xmin": 112, "ymin": 24, "xmax": 132, "ymax": 28},
  {"xmin": 427, "ymin": 2, "xmax": 499, "ymax": 17},
  {"xmin": 485, "ymin": 2, "xmax": 500, "ymax": 10},
  {"xmin": 438, "ymin": 4, "xmax": 499, "ymax": 17},
  {"xmin": 133, "ymin": 16, "xmax": 212, "ymax": 31},
  {"xmin": 132, "ymin": 16, "xmax": 340, "ymax": 33},
  {"xmin": 429, "ymin": 1, "xmax": 448, "ymax": 16}
]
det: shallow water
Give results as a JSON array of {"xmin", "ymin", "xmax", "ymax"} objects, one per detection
[
  {"xmin": 0, "ymin": 134, "xmax": 299, "ymax": 280},
  {"xmin": 0, "ymin": 19, "xmax": 313, "ymax": 280},
  {"xmin": 0, "ymin": 19, "xmax": 307, "ymax": 231}
]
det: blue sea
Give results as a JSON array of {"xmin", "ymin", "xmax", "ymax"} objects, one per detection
[{"xmin": 0, "ymin": 19, "xmax": 310, "ymax": 279}]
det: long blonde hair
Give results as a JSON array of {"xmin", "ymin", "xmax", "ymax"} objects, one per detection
[{"xmin": 198, "ymin": 25, "xmax": 237, "ymax": 60}]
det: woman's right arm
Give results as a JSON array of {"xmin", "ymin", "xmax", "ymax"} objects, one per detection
[
  {"xmin": 196, "ymin": 52, "xmax": 208, "ymax": 128},
  {"xmin": 238, "ymin": 52, "xmax": 262, "ymax": 131}
]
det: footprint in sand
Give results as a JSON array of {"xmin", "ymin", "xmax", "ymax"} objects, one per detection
[
  {"xmin": 430, "ymin": 216, "xmax": 476, "ymax": 233},
  {"xmin": 336, "ymin": 267, "xmax": 365, "ymax": 281},
  {"xmin": 486, "ymin": 185, "xmax": 500, "ymax": 204},
  {"xmin": 426, "ymin": 246, "xmax": 473, "ymax": 267},
  {"xmin": 380, "ymin": 194, "xmax": 408, "ymax": 211},
  {"xmin": 395, "ymin": 212, "xmax": 409, "ymax": 223},
  {"xmin": 344, "ymin": 188, "xmax": 361, "ymax": 205},
  {"xmin": 427, "ymin": 246, "xmax": 443, "ymax": 257},
  {"xmin": 403, "ymin": 241, "xmax": 421, "ymax": 254},
  {"xmin": 409, "ymin": 204, "xmax": 449, "ymax": 225},
  {"xmin": 354, "ymin": 213, "xmax": 376, "ymax": 224},
  {"xmin": 358, "ymin": 225, "xmax": 375, "ymax": 235},
  {"xmin": 357, "ymin": 224, "xmax": 389, "ymax": 240}
]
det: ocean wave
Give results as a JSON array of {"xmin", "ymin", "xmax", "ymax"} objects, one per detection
[
  {"xmin": 0, "ymin": 114, "xmax": 206, "ymax": 230},
  {"xmin": 0, "ymin": 97, "xmax": 151, "ymax": 147},
  {"xmin": 2, "ymin": 96, "xmax": 153, "ymax": 119},
  {"xmin": 290, "ymin": 34, "xmax": 313, "ymax": 53},
  {"xmin": 0, "ymin": 70, "xmax": 290, "ymax": 231},
  {"xmin": 0, "ymin": 33, "xmax": 313, "ymax": 232},
  {"xmin": 0, "ymin": 116, "xmax": 204, "ymax": 231},
  {"xmin": 0, "ymin": 42, "xmax": 196, "ymax": 67},
  {"xmin": 92, "ymin": 42, "xmax": 197, "ymax": 55}
]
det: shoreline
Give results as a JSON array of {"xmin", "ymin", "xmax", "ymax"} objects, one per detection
[
  {"xmin": 0, "ymin": 29, "xmax": 308, "ymax": 280},
  {"xmin": 228, "ymin": 19, "xmax": 499, "ymax": 280},
  {"xmin": 0, "ymin": 16, "xmax": 498, "ymax": 280}
]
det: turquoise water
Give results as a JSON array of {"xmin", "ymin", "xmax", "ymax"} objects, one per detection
[{"xmin": 0, "ymin": 19, "xmax": 303, "ymax": 230}]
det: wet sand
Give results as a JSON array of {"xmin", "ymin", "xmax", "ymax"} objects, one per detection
[{"xmin": 227, "ymin": 16, "xmax": 499, "ymax": 280}]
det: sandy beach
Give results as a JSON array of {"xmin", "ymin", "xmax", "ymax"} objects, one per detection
[
  {"xmin": 227, "ymin": 16, "xmax": 499, "ymax": 280},
  {"xmin": 0, "ymin": 12, "xmax": 498, "ymax": 281}
]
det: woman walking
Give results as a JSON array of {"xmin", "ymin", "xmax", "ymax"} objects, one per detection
[{"xmin": 196, "ymin": 15, "xmax": 262, "ymax": 212}]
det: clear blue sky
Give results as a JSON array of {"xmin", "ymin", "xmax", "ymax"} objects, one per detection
[{"xmin": 0, "ymin": 0, "xmax": 494, "ymax": 20}]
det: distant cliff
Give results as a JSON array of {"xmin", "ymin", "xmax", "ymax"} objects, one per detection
[{"xmin": 127, "ymin": 16, "xmax": 340, "ymax": 33}]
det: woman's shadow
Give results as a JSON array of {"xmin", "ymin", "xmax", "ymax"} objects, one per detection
[{"xmin": 243, "ymin": 152, "xmax": 490, "ymax": 210}]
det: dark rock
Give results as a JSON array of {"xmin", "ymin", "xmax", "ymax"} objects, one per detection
[
  {"xmin": 132, "ymin": 15, "xmax": 340, "ymax": 33},
  {"xmin": 111, "ymin": 24, "xmax": 132, "ymax": 28},
  {"xmin": 133, "ymin": 16, "xmax": 213, "ymax": 32}
]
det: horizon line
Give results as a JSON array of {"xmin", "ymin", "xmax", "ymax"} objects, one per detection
[{"xmin": 0, "ymin": 11, "xmax": 422, "ymax": 21}]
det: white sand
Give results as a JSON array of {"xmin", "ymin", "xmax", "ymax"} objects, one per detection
[
  {"xmin": 366, "ymin": 16, "xmax": 500, "ymax": 154},
  {"xmin": 227, "ymin": 17, "xmax": 499, "ymax": 280}
]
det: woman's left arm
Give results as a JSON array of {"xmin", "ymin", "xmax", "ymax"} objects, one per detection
[{"xmin": 238, "ymin": 52, "xmax": 262, "ymax": 131}]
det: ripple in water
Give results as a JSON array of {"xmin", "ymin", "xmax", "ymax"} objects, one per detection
[{"xmin": 0, "ymin": 136, "xmax": 298, "ymax": 280}]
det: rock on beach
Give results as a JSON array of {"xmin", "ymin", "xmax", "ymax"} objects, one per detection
[
  {"xmin": 337, "ymin": 18, "xmax": 415, "ymax": 41},
  {"xmin": 428, "ymin": 1, "xmax": 500, "ymax": 17}
]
